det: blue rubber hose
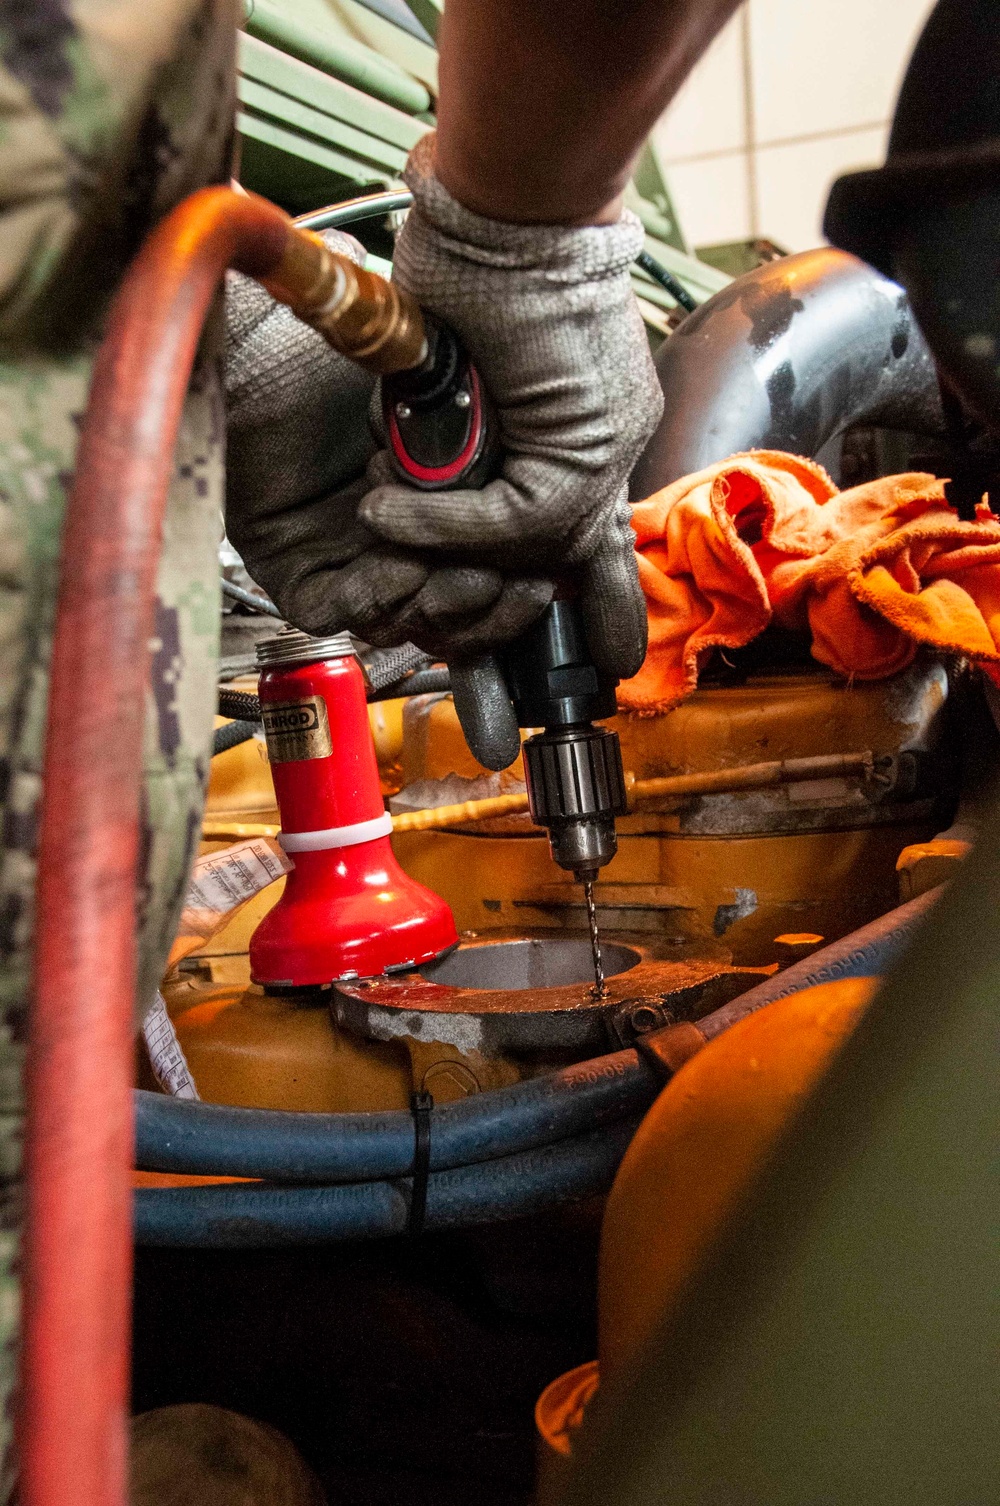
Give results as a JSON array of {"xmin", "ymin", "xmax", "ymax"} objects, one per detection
[
  {"xmin": 134, "ymin": 1119, "xmax": 639, "ymax": 1247},
  {"xmin": 134, "ymin": 891, "xmax": 940, "ymax": 1246},
  {"xmin": 135, "ymin": 1047, "xmax": 659, "ymax": 1182}
]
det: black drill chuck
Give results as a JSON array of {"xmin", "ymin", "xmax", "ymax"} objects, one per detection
[
  {"xmin": 521, "ymin": 723, "xmax": 626, "ymax": 880},
  {"xmin": 502, "ymin": 599, "xmax": 627, "ymax": 882}
]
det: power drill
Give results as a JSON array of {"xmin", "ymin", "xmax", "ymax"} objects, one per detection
[{"xmin": 383, "ymin": 317, "xmax": 628, "ymax": 994}]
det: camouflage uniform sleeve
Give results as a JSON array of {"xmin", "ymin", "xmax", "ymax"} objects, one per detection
[{"xmin": 0, "ymin": 1, "xmax": 240, "ymax": 1493}]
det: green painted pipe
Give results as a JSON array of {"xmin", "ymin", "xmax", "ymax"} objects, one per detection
[
  {"xmin": 400, "ymin": 0, "xmax": 441, "ymax": 43},
  {"xmin": 245, "ymin": 0, "xmax": 431, "ymax": 116}
]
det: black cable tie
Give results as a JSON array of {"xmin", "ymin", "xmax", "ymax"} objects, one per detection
[{"xmin": 408, "ymin": 1090, "xmax": 433, "ymax": 1238}]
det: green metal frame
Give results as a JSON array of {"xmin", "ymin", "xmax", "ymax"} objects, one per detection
[{"xmin": 236, "ymin": 2, "xmax": 731, "ymax": 318}]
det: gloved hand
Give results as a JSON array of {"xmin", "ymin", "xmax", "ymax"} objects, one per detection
[
  {"xmin": 359, "ymin": 133, "xmax": 664, "ymax": 766},
  {"xmin": 225, "ymin": 143, "xmax": 664, "ymax": 770},
  {"xmin": 225, "ymin": 228, "xmax": 378, "ymax": 524},
  {"xmin": 224, "ymin": 229, "xmax": 554, "ymax": 705}
]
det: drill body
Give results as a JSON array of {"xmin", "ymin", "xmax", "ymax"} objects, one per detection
[{"xmin": 501, "ymin": 599, "xmax": 627, "ymax": 885}]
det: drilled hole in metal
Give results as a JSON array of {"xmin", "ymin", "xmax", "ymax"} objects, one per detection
[{"xmin": 419, "ymin": 938, "xmax": 641, "ymax": 991}]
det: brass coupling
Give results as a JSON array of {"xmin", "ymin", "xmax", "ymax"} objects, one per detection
[{"xmin": 261, "ymin": 226, "xmax": 427, "ymax": 375}]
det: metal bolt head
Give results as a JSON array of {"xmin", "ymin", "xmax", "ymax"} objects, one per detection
[
  {"xmin": 454, "ymin": 389, "xmax": 472, "ymax": 409},
  {"xmin": 629, "ymin": 1003, "xmax": 664, "ymax": 1034},
  {"xmin": 395, "ymin": 402, "xmax": 411, "ymax": 420}
]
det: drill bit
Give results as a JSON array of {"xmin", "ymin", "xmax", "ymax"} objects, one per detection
[{"xmin": 583, "ymin": 880, "xmax": 606, "ymax": 997}]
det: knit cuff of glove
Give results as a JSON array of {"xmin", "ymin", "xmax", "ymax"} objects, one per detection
[{"xmin": 402, "ymin": 133, "xmax": 645, "ymax": 280}]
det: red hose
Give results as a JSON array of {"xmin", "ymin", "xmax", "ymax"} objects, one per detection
[{"xmin": 20, "ymin": 187, "xmax": 292, "ymax": 1506}]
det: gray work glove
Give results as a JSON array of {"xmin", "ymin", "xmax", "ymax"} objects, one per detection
[
  {"xmin": 225, "ymin": 141, "xmax": 663, "ymax": 771},
  {"xmin": 225, "ymin": 228, "xmax": 377, "ymax": 521},
  {"xmin": 359, "ymin": 133, "xmax": 664, "ymax": 767},
  {"xmin": 225, "ymin": 230, "xmax": 553, "ymax": 685}
]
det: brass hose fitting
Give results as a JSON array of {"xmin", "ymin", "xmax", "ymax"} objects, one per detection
[{"xmin": 262, "ymin": 225, "xmax": 427, "ymax": 375}]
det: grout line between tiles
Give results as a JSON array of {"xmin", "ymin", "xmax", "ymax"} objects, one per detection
[
  {"xmin": 662, "ymin": 118, "xmax": 889, "ymax": 169},
  {"xmin": 740, "ymin": 4, "xmax": 759, "ymax": 237}
]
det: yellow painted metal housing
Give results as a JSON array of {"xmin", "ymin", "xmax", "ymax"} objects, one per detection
[
  {"xmin": 596, "ymin": 975, "xmax": 878, "ymax": 1387},
  {"xmin": 152, "ymin": 975, "xmax": 412, "ymax": 1112},
  {"xmin": 393, "ymin": 664, "xmax": 948, "ymax": 962},
  {"xmin": 176, "ymin": 664, "xmax": 947, "ymax": 1118}
]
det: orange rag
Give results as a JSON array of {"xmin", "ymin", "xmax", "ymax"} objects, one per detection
[{"xmin": 620, "ymin": 449, "xmax": 1000, "ymax": 714}]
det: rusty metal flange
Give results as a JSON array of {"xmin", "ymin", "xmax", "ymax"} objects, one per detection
[{"xmin": 333, "ymin": 932, "xmax": 766, "ymax": 1056}]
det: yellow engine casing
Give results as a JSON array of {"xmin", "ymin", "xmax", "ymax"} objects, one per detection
[
  {"xmin": 393, "ymin": 661, "xmax": 949, "ymax": 963},
  {"xmin": 173, "ymin": 661, "xmax": 949, "ymax": 1121},
  {"xmin": 534, "ymin": 975, "xmax": 877, "ymax": 1501}
]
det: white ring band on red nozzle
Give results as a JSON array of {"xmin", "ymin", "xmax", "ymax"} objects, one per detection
[{"xmin": 279, "ymin": 812, "xmax": 393, "ymax": 853}]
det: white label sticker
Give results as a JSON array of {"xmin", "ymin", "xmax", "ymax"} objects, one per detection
[
  {"xmin": 143, "ymin": 992, "xmax": 200, "ymax": 1100},
  {"xmin": 150, "ymin": 839, "xmax": 293, "ymax": 1096},
  {"xmin": 182, "ymin": 837, "xmax": 292, "ymax": 940}
]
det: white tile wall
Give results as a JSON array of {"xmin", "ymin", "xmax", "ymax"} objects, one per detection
[
  {"xmin": 754, "ymin": 126, "xmax": 888, "ymax": 252},
  {"xmin": 656, "ymin": 0, "xmax": 938, "ymax": 252},
  {"xmin": 655, "ymin": 17, "xmax": 747, "ymax": 162},
  {"xmin": 667, "ymin": 150, "xmax": 753, "ymax": 247},
  {"xmin": 748, "ymin": 0, "xmax": 934, "ymax": 144}
]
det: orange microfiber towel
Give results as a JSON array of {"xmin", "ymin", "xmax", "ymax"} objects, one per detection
[{"xmin": 620, "ymin": 449, "xmax": 1000, "ymax": 715}]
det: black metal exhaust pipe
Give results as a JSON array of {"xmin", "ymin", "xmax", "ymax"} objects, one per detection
[{"xmin": 631, "ymin": 247, "xmax": 943, "ymax": 496}]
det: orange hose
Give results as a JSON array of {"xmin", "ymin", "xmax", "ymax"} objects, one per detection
[{"xmin": 21, "ymin": 187, "xmax": 293, "ymax": 1506}]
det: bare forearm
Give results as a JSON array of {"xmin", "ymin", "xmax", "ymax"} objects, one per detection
[{"xmin": 434, "ymin": 0, "xmax": 741, "ymax": 225}]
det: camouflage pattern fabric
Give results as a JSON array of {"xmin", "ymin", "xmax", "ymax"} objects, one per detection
[{"xmin": 0, "ymin": 0, "xmax": 239, "ymax": 1492}]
